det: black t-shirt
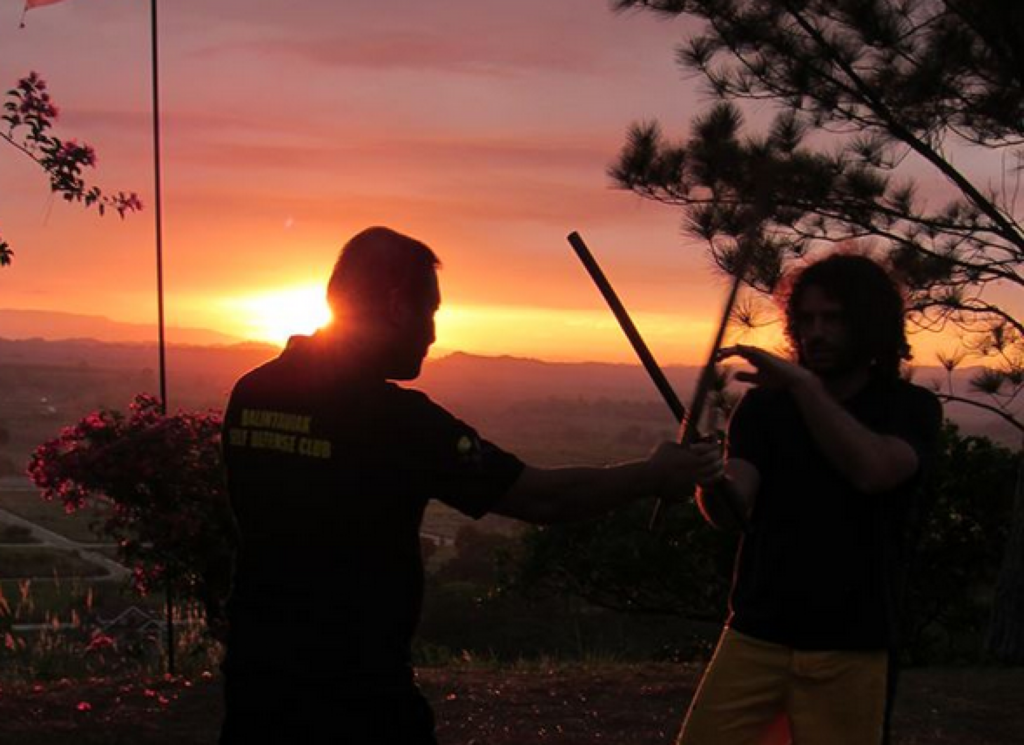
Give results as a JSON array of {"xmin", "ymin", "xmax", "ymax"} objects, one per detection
[
  {"xmin": 726, "ymin": 376, "xmax": 941, "ymax": 650},
  {"xmin": 221, "ymin": 336, "xmax": 524, "ymax": 685}
]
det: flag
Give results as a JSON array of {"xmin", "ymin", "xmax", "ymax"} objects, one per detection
[
  {"xmin": 20, "ymin": 0, "xmax": 71, "ymax": 28},
  {"xmin": 25, "ymin": 0, "xmax": 71, "ymax": 9}
]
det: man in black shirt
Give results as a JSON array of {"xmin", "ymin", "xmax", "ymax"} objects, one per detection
[
  {"xmin": 219, "ymin": 226, "xmax": 721, "ymax": 744},
  {"xmin": 678, "ymin": 254, "xmax": 942, "ymax": 745}
]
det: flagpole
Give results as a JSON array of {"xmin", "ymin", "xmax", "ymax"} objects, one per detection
[
  {"xmin": 150, "ymin": 0, "xmax": 167, "ymax": 415},
  {"xmin": 149, "ymin": 0, "xmax": 175, "ymax": 677}
]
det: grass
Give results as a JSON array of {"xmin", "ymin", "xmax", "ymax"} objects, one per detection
[
  {"xmin": 0, "ymin": 547, "xmax": 108, "ymax": 580},
  {"xmin": 0, "ymin": 582, "xmax": 218, "ymax": 683},
  {"xmin": 0, "ymin": 577, "xmax": 161, "ymax": 625}
]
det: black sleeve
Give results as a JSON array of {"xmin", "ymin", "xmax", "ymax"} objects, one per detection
[
  {"xmin": 727, "ymin": 389, "xmax": 768, "ymax": 469},
  {"xmin": 401, "ymin": 391, "xmax": 525, "ymax": 519},
  {"xmin": 883, "ymin": 384, "xmax": 943, "ymax": 482}
]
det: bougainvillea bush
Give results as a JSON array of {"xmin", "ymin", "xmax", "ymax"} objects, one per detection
[
  {"xmin": 27, "ymin": 395, "xmax": 234, "ymax": 634},
  {"xmin": 1, "ymin": 71, "xmax": 142, "ymax": 266}
]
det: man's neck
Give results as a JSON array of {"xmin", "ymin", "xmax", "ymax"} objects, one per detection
[{"xmin": 309, "ymin": 327, "xmax": 389, "ymax": 379}]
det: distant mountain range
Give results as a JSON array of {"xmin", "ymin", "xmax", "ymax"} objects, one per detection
[
  {"xmin": 0, "ymin": 309, "xmax": 705, "ymax": 405},
  {"xmin": 0, "ymin": 308, "xmax": 246, "ymax": 347},
  {"xmin": 0, "ymin": 319, "xmax": 1018, "ymax": 446},
  {"xmin": 0, "ymin": 335, "xmax": 701, "ymax": 411}
]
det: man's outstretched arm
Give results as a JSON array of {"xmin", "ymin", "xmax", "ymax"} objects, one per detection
[{"xmin": 491, "ymin": 441, "xmax": 722, "ymax": 525}]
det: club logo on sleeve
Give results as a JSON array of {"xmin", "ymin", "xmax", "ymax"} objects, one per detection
[{"xmin": 456, "ymin": 433, "xmax": 482, "ymax": 465}]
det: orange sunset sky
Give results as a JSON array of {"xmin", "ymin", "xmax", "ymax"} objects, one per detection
[{"xmin": 0, "ymin": 0, "xmax": 1009, "ymax": 365}]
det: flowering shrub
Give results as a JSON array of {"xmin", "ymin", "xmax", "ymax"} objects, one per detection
[
  {"xmin": 27, "ymin": 395, "xmax": 234, "ymax": 635},
  {"xmin": 0, "ymin": 71, "xmax": 142, "ymax": 266}
]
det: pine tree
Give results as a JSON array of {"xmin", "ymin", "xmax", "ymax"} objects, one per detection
[{"xmin": 611, "ymin": 0, "xmax": 1024, "ymax": 661}]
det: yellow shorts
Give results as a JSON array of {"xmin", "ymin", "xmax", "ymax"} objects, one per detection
[{"xmin": 677, "ymin": 628, "xmax": 888, "ymax": 745}]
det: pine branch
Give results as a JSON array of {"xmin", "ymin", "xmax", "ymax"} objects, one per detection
[
  {"xmin": 936, "ymin": 392, "xmax": 1024, "ymax": 435},
  {"xmin": 781, "ymin": 1, "xmax": 1024, "ymax": 253}
]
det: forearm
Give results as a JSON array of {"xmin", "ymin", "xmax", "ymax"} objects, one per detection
[
  {"xmin": 494, "ymin": 461, "xmax": 661, "ymax": 525},
  {"xmin": 791, "ymin": 377, "xmax": 917, "ymax": 493}
]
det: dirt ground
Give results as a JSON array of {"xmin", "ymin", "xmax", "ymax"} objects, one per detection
[{"xmin": 0, "ymin": 664, "xmax": 1021, "ymax": 744}]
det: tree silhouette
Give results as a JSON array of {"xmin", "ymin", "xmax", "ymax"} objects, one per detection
[
  {"xmin": 611, "ymin": 0, "xmax": 1024, "ymax": 661},
  {"xmin": 1, "ymin": 72, "xmax": 142, "ymax": 266}
]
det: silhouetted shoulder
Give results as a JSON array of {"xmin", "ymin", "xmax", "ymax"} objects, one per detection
[
  {"xmin": 384, "ymin": 384, "xmax": 479, "ymax": 446},
  {"xmin": 231, "ymin": 357, "xmax": 282, "ymax": 394},
  {"xmin": 386, "ymin": 385, "xmax": 455, "ymax": 419},
  {"xmin": 890, "ymin": 378, "xmax": 943, "ymax": 427},
  {"xmin": 227, "ymin": 336, "xmax": 335, "ymax": 404},
  {"xmin": 903, "ymin": 377, "xmax": 942, "ymax": 413},
  {"xmin": 895, "ymin": 377, "xmax": 941, "ymax": 406}
]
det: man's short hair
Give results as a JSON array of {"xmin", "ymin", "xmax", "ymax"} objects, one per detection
[
  {"xmin": 327, "ymin": 227, "xmax": 441, "ymax": 317},
  {"xmin": 783, "ymin": 253, "xmax": 910, "ymax": 378}
]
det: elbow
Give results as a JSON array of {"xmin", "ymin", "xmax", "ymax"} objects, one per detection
[
  {"xmin": 849, "ymin": 464, "xmax": 914, "ymax": 495},
  {"xmin": 849, "ymin": 440, "xmax": 919, "ymax": 494},
  {"xmin": 851, "ymin": 474, "xmax": 889, "ymax": 494}
]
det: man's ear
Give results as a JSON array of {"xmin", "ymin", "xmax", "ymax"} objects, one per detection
[{"xmin": 385, "ymin": 288, "xmax": 410, "ymax": 327}]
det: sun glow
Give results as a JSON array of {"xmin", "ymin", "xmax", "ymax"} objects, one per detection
[
  {"xmin": 217, "ymin": 291, "xmax": 804, "ymax": 364},
  {"xmin": 227, "ymin": 285, "xmax": 334, "ymax": 346},
  {"xmin": 434, "ymin": 304, "xmax": 723, "ymax": 364}
]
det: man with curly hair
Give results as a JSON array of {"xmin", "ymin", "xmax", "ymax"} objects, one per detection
[{"xmin": 679, "ymin": 253, "xmax": 942, "ymax": 745}]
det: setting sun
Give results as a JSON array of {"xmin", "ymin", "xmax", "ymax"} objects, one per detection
[{"xmin": 226, "ymin": 286, "xmax": 334, "ymax": 346}]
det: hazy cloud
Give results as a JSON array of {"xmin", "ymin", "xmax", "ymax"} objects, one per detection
[{"xmin": 198, "ymin": 32, "xmax": 609, "ymax": 77}]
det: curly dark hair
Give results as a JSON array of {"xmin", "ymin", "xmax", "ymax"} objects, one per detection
[{"xmin": 782, "ymin": 253, "xmax": 911, "ymax": 379}]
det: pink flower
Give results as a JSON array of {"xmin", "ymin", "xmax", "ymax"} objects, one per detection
[
  {"xmin": 55, "ymin": 140, "xmax": 97, "ymax": 168},
  {"xmin": 85, "ymin": 632, "xmax": 116, "ymax": 653}
]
